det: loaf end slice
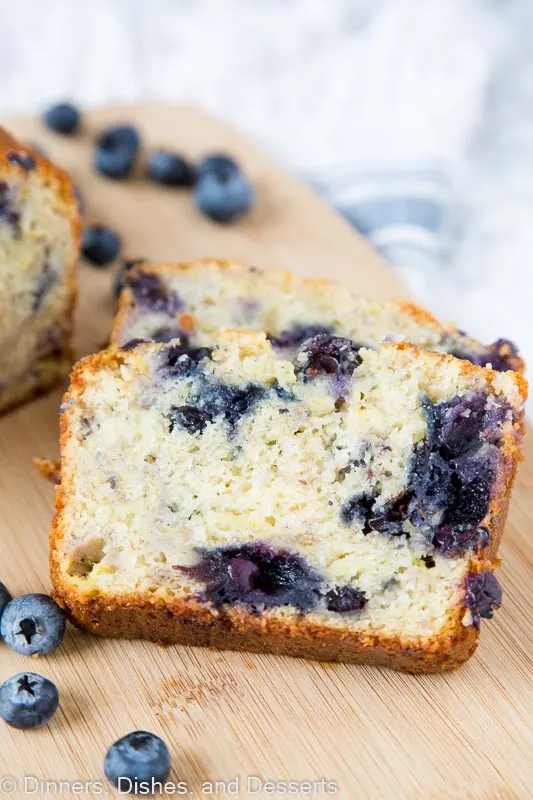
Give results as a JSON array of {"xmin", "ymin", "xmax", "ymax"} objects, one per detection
[
  {"xmin": 51, "ymin": 333, "xmax": 526, "ymax": 672},
  {"xmin": 0, "ymin": 127, "xmax": 81, "ymax": 413}
]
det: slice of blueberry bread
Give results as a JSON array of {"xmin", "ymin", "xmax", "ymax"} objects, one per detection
[
  {"xmin": 0, "ymin": 127, "xmax": 80, "ymax": 413},
  {"xmin": 50, "ymin": 332, "xmax": 526, "ymax": 672},
  {"xmin": 112, "ymin": 259, "xmax": 523, "ymax": 372}
]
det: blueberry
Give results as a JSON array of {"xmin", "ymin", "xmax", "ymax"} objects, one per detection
[
  {"xmin": 43, "ymin": 102, "xmax": 80, "ymax": 135},
  {"xmin": 147, "ymin": 150, "xmax": 195, "ymax": 186},
  {"xmin": 0, "ymin": 582, "xmax": 12, "ymax": 621},
  {"xmin": 340, "ymin": 493, "xmax": 374, "ymax": 529},
  {"xmin": 95, "ymin": 124, "xmax": 141, "ymax": 179},
  {"xmin": 1, "ymin": 594, "xmax": 66, "ymax": 656},
  {"xmin": 197, "ymin": 153, "xmax": 240, "ymax": 178},
  {"xmin": 82, "ymin": 225, "xmax": 121, "ymax": 266},
  {"xmin": 33, "ymin": 263, "xmax": 57, "ymax": 311},
  {"xmin": 179, "ymin": 542, "xmax": 322, "ymax": 611},
  {"xmin": 0, "ymin": 672, "xmax": 59, "ymax": 729},
  {"xmin": 0, "ymin": 181, "xmax": 20, "ymax": 234},
  {"xmin": 464, "ymin": 572, "xmax": 502, "ymax": 629},
  {"xmin": 193, "ymin": 381, "xmax": 265, "ymax": 433},
  {"xmin": 269, "ymin": 324, "xmax": 334, "ymax": 350},
  {"xmin": 126, "ymin": 271, "xmax": 182, "ymax": 314},
  {"xmin": 451, "ymin": 338, "xmax": 520, "ymax": 373},
  {"xmin": 104, "ymin": 731, "xmax": 170, "ymax": 793},
  {"xmin": 195, "ymin": 154, "xmax": 254, "ymax": 223},
  {"xmin": 7, "ymin": 151, "xmax": 36, "ymax": 171},
  {"xmin": 120, "ymin": 338, "xmax": 149, "ymax": 351},
  {"xmin": 298, "ymin": 335, "xmax": 362, "ymax": 378},
  {"xmin": 150, "ymin": 326, "xmax": 184, "ymax": 344},
  {"xmin": 326, "ymin": 586, "xmax": 367, "ymax": 613},
  {"xmin": 114, "ymin": 258, "xmax": 146, "ymax": 298},
  {"xmin": 168, "ymin": 405, "xmax": 212, "ymax": 434},
  {"xmin": 159, "ymin": 344, "xmax": 211, "ymax": 378}
]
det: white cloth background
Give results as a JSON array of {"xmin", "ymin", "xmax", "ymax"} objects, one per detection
[{"xmin": 1, "ymin": 0, "xmax": 532, "ymax": 378}]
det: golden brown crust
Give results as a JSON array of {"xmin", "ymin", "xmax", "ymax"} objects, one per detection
[
  {"xmin": 49, "ymin": 337, "xmax": 526, "ymax": 672},
  {"xmin": 0, "ymin": 127, "xmax": 81, "ymax": 414},
  {"xmin": 51, "ymin": 581, "xmax": 479, "ymax": 674}
]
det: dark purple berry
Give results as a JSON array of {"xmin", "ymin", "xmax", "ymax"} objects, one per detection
[
  {"xmin": 82, "ymin": 225, "xmax": 121, "ymax": 266},
  {"xmin": 43, "ymin": 102, "xmax": 80, "ymax": 135},
  {"xmin": 0, "ymin": 672, "xmax": 59, "ymax": 729},
  {"xmin": 195, "ymin": 154, "xmax": 254, "ymax": 223},
  {"xmin": 126, "ymin": 271, "xmax": 182, "ymax": 314},
  {"xmin": 326, "ymin": 586, "xmax": 367, "ymax": 613},
  {"xmin": 159, "ymin": 344, "xmax": 211, "ymax": 378},
  {"xmin": 432, "ymin": 526, "xmax": 489, "ymax": 557},
  {"xmin": 168, "ymin": 405, "xmax": 212, "ymax": 434},
  {"xmin": 0, "ymin": 181, "xmax": 20, "ymax": 234},
  {"xmin": 95, "ymin": 124, "xmax": 140, "ymax": 180},
  {"xmin": 178, "ymin": 542, "xmax": 321, "ymax": 611},
  {"xmin": 7, "ymin": 151, "xmax": 36, "ymax": 171},
  {"xmin": 104, "ymin": 731, "xmax": 170, "ymax": 793},
  {"xmin": 33, "ymin": 263, "xmax": 56, "ymax": 311},
  {"xmin": 299, "ymin": 335, "xmax": 362, "ymax": 378},
  {"xmin": 464, "ymin": 572, "xmax": 502, "ymax": 629},
  {"xmin": 340, "ymin": 493, "xmax": 374, "ymax": 529},
  {"xmin": 1, "ymin": 594, "xmax": 66, "ymax": 656},
  {"xmin": 114, "ymin": 258, "xmax": 146, "ymax": 298},
  {"xmin": 269, "ymin": 324, "xmax": 334, "ymax": 350},
  {"xmin": 450, "ymin": 338, "xmax": 520, "ymax": 373},
  {"xmin": 120, "ymin": 338, "xmax": 149, "ymax": 351},
  {"xmin": 147, "ymin": 150, "xmax": 195, "ymax": 186}
]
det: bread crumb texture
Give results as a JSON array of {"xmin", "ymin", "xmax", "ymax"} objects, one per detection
[{"xmin": 52, "ymin": 334, "xmax": 526, "ymax": 658}]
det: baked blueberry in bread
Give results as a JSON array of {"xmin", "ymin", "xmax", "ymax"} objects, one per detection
[
  {"xmin": 50, "ymin": 333, "xmax": 526, "ymax": 672},
  {"xmin": 0, "ymin": 127, "xmax": 80, "ymax": 413},
  {"xmin": 112, "ymin": 259, "xmax": 523, "ymax": 373}
]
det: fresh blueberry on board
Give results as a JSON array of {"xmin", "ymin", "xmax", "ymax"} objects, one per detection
[
  {"xmin": 0, "ymin": 582, "xmax": 12, "ymax": 621},
  {"xmin": 82, "ymin": 225, "xmax": 121, "ymax": 266},
  {"xmin": 147, "ymin": 150, "xmax": 196, "ymax": 186},
  {"xmin": 197, "ymin": 153, "xmax": 240, "ymax": 178},
  {"xmin": 195, "ymin": 152, "xmax": 255, "ymax": 223},
  {"xmin": 104, "ymin": 731, "xmax": 171, "ymax": 793},
  {"xmin": 95, "ymin": 124, "xmax": 141, "ymax": 179},
  {"xmin": 0, "ymin": 593, "xmax": 66, "ymax": 656},
  {"xmin": 0, "ymin": 672, "xmax": 59, "ymax": 729},
  {"xmin": 43, "ymin": 102, "xmax": 81, "ymax": 135}
]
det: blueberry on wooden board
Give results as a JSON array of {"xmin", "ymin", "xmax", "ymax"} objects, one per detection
[
  {"xmin": 0, "ymin": 673, "xmax": 59, "ymax": 729},
  {"xmin": 95, "ymin": 124, "xmax": 141, "ymax": 179},
  {"xmin": 82, "ymin": 225, "xmax": 121, "ymax": 266},
  {"xmin": 195, "ymin": 152, "xmax": 254, "ymax": 223},
  {"xmin": 43, "ymin": 102, "xmax": 80, "ymax": 135},
  {"xmin": 104, "ymin": 731, "xmax": 171, "ymax": 793},
  {"xmin": 0, "ymin": 594, "xmax": 66, "ymax": 656},
  {"xmin": 147, "ymin": 150, "xmax": 196, "ymax": 186}
]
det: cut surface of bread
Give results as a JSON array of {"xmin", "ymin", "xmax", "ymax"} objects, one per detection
[
  {"xmin": 112, "ymin": 259, "xmax": 523, "ymax": 373},
  {"xmin": 51, "ymin": 332, "xmax": 527, "ymax": 672},
  {"xmin": 0, "ymin": 127, "xmax": 80, "ymax": 413}
]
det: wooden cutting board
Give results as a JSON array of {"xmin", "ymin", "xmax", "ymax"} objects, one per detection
[{"xmin": 0, "ymin": 103, "xmax": 531, "ymax": 800}]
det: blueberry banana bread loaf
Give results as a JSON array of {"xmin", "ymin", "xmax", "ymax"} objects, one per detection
[
  {"xmin": 50, "ymin": 332, "xmax": 526, "ymax": 672},
  {"xmin": 112, "ymin": 259, "xmax": 522, "ymax": 372},
  {"xmin": 0, "ymin": 127, "xmax": 80, "ymax": 413}
]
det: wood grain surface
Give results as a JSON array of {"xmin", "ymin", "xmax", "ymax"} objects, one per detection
[{"xmin": 0, "ymin": 103, "xmax": 531, "ymax": 800}]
